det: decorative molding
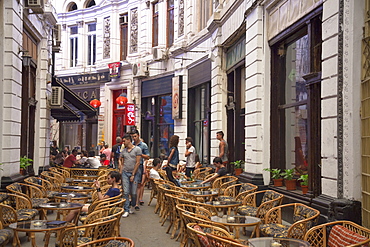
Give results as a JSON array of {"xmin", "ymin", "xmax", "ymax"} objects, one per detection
[
  {"xmin": 178, "ymin": 0, "xmax": 184, "ymax": 37},
  {"xmin": 103, "ymin": 17, "xmax": 110, "ymax": 59},
  {"xmin": 130, "ymin": 8, "xmax": 138, "ymax": 54}
]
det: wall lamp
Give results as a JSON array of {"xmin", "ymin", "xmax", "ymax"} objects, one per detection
[{"xmin": 19, "ymin": 49, "xmax": 32, "ymax": 67}]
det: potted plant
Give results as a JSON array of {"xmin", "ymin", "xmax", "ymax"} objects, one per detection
[
  {"xmin": 263, "ymin": 168, "xmax": 283, "ymax": 186},
  {"xmin": 282, "ymin": 168, "xmax": 297, "ymax": 190},
  {"xmin": 298, "ymin": 174, "xmax": 308, "ymax": 194},
  {"xmin": 20, "ymin": 156, "xmax": 32, "ymax": 175},
  {"xmin": 231, "ymin": 160, "xmax": 244, "ymax": 176}
]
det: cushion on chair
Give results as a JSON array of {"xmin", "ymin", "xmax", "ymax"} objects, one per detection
[
  {"xmin": 30, "ymin": 198, "xmax": 49, "ymax": 208},
  {"xmin": 259, "ymin": 223, "xmax": 290, "ymax": 238},
  {"xmin": 17, "ymin": 208, "xmax": 39, "ymax": 220},
  {"xmin": 240, "ymin": 184, "xmax": 254, "ymax": 193},
  {"xmin": 106, "ymin": 240, "xmax": 130, "ymax": 247},
  {"xmin": 0, "ymin": 194, "xmax": 8, "ymax": 203},
  {"xmin": 328, "ymin": 225, "xmax": 369, "ymax": 247},
  {"xmin": 261, "ymin": 191, "xmax": 279, "ymax": 203},
  {"xmin": 46, "ymin": 191, "xmax": 59, "ymax": 199},
  {"xmin": 218, "ymin": 196, "xmax": 234, "ymax": 202},
  {"xmin": 193, "ymin": 224, "xmax": 210, "ymax": 247},
  {"xmin": 293, "ymin": 205, "xmax": 317, "ymax": 228},
  {"xmin": 0, "ymin": 229, "xmax": 13, "ymax": 245},
  {"xmin": 237, "ymin": 205, "xmax": 258, "ymax": 216},
  {"xmin": 77, "ymin": 237, "xmax": 92, "ymax": 245}
]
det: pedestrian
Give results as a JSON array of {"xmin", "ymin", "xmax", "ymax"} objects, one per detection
[
  {"xmin": 164, "ymin": 135, "xmax": 180, "ymax": 186},
  {"xmin": 111, "ymin": 136, "xmax": 123, "ymax": 169},
  {"xmin": 184, "ymin": 137, "xmax": 196, "ymax": 178},
  {"xmin": 200, "ymin": 157, "xmax": 227, "ymax": 184},
  {"xmin": 119, "ymin": 134, "xmax": 142, "ymax": 218},
  {"xmin": 100, "ymin": 153, "xmax": 110, "ymax": 166},
  {"xmin": 216, "ymin": 131, "xmax": 229, "ymax": 171},
  {"xmin": 131, "ymin": 130, "xmax": 150, "ymax": 210},
  {"xmin": 102, "ymin": 144, "xmax": 112, "ymax": 163},
  {"xmin": 149, "ymin": 158, "xmax": 162, "ymax": 180}
]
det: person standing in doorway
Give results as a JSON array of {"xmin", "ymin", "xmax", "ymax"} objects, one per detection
[
  {"xmin": 164, "ymin": 135, "xmax": 180, "ymax": 186},
  {"xmin": 131, "ymin": 130, "xmax": 150, "ymax": 211},
  {"xmin": 119, "ymin": 134, "xmax": 142, "ymax": 218},
  {"xmin": 111, "ymin": 137, "xmax": 123, "ymax": 169},
  {"xmin": 216, "ymin": 131, "xmax": 229, "ymax": 172},
  {"xmin": 185, "ymin": 137, "xmax": 196, "ymax": 178}
]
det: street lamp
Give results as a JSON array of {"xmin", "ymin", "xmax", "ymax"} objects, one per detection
[{"xmin": 22, "ymin": 53, "xmax": 32, "ymax": 67}]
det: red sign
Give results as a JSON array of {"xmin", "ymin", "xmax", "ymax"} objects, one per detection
[
  {"xmin": 124, "ymin": 104, "xmax": 135, "ymax": 125},
  {"xmin": 108, "ymin": 62, "xmax": 121, "ymax": 78}
]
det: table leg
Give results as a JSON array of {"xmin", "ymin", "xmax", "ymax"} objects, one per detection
[
  {"xmin": 12, "ymin": 230, "xmax": 19, "ymax": 247},
  {"xmin": 30, "ymin": 232, "xmax": 37, "ymax": 247}
]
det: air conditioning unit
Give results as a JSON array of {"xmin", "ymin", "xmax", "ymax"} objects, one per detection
[
  {"xmin": 50, "ymin": 86, "xmax": 64, "ymax": 108},
  {"xmin": 152, "ymin": 47, "xmax": 165, "ymax": 61},
  {"xmin": 132, "ymin": 61, "xmax": 148, "ymax": 77},
  {"xmin": 25, "ymin": 0, "xmax": 44, "ymax": 14}
]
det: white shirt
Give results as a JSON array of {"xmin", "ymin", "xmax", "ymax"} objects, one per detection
[
  {"xmin": 150, "ymin": 168, "xmax": 162, "ymax": 180},
  {"xmin": 86, "ymin": 157, "xmax": 100, "ymax": 168},
  {"xmin": 186, "ymin": 146, "xmax": 196, "ymax": 168}
]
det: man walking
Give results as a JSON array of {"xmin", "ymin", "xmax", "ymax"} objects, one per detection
[
  {"xmin": 185, "ymin": 137, "xmax": 196, "ymax": 178},
  {"xmin": 131, "ymin": 130, "xmax": 150, "ymax": 210},
  {"xmin": 119, "ymin": 134, "xmax": 142, "ymax": 218},
  {"xmin": 216, "ymin": 131, "xmax": 229, "ymax": 171},
  {"xmin": 111, "ymin": 136, "xmax": 123, "ymax": 169}
]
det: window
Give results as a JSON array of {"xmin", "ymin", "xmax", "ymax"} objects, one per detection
[
  {"xmin": 152, "ymin": 2, "xmax": 159, "ymax": 47},
  {"xmin": 67, "ymin": 2, "xmax": 77, "ymax": 12},
  {"xmin": 86, "ymin": 0, "xmax": 96, "ymax": 8},
  {"xmin": 120, "ymin": 14, "xmax": 128, "ymax": 60},
  {"xmin": 87, "ymin": 23, "xmax": 96, "ymax": 65},
  {"xmin": 196, "ymin": 0, "xmax": 213, "ymax": 31},
  {"xmin": 167, "ymin": 0, "xmax": 174, "ymax": 47},
  {"xmin": 70, "ymin": 26, "xmax": 78, "ymax": 67},
  {"xmin": 270, "ymin": 13, "xmax": 322, "ymax": 195}
]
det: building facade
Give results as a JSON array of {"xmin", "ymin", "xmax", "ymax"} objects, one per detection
[{"xmin": 52, "ymin": 0, "xmax": 368, "ymax": 224}]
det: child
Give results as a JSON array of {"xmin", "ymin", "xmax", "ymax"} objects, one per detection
[{"xmin": 100, "ymin": 153, "xmax": 110, "ymax": 166}]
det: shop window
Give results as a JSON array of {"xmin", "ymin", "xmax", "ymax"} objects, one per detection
[
  {"xmin": 270, "ymin": 13, "xmax": 322, "ymax": 195},
  {"xmin": 120, "ymin": 13, "xmax": 128, "ymax": 60},
  {"xmin": 152, "ymin": 2, "xmax": 159, "ymax": 47},
  {"xmin": 87, "ymin": 23, "xmax": 96, "ymax": 65},
  {"xmin": 167, "ymin": 0, "xmax": 174, "ymax": 47},
  {"xmin": 70, "ymin": 26, "xmax": 78, "ymax": 67}
]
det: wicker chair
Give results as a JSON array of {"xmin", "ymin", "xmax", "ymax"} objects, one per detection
[
  {"xmin": 24, "ymin": 176, "xmax": 59, "ymax": 200},
  {"xmin": 218, "ymin": 183, "xmax": 258, "ymax": 202},
  {"xmin": 58, "ymin": 217, "xmax": 117, "ymax": 246},
  {"xmin": 304, "ymin": 220, "xmax": 370, "ymax": 247},
  {"xmin": 76, "ymin": 236, "xmax": 135, "ymax": 247},
  {"xmin": 236, "ymin": 190, "xmax": 284, "ymax": 222},
  {"xmin": 205, "ymin": 233, "xmax": 247, "ymax": 247},
  {"xmin": 79, "ymin": 194, "xmax": 122, "ymax": 223},
  {"xmin": 194, "ymin": 167, "xmax": 213, "ymax": 180},
  {"xmin": 0, "ymin": 196, "xmax": 38, "ymax": 227},
  {"xmin": 259, "ymin": 203, "xmax": 320, "ymax": 240},
  {"xmin": 186, "ymin": 223, "xmax": 234, "ymax": 247},
  {"xmin": 211, "ymin": 176, "xmax": 238, "ymax": 194},
  {"xmin": 0, "ymin": 221, "xmax": 12, "ymax": 247}
]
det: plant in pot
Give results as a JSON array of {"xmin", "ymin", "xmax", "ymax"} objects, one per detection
[
  {"xmin": 20, "ymin": 156, "xmax": 32, "ymax": 175},
  {"xmin": 281, "ymin": 168, "xmax": 297, "ymax": 190},
  {"xmin": 231, "ymin": 160, "xmax": 244, "ymax": 176},
  {"xmin": 298, "ymin": 174, "xmax": 308, "ymax": 194},
  {"xmin": 263, "ymin": 168, "xmax": 283, "ymax": 186}
]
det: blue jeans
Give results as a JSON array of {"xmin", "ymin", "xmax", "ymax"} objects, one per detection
[{"xmin": 122, "ymin": 171, "xmax": 139, "ymax": 212}]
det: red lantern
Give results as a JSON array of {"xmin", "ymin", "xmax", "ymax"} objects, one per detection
[
  {"xmin": 90, "ymin": 99, "xmax": 101, "ymax": 108},
  {"xmin": 116, "ymin": 96, "xmax": 128, "ymax": 106}
]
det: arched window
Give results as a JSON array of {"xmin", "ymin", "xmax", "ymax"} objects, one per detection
[
  {"xmin": 85, "ymin": 0, "xmax": 96, "ymax": 8},
  {"xmin": 67, "ymin": 2, "xmax": 78, "ymax": 12}
]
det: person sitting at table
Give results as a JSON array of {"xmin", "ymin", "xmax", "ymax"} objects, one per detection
[
  {"xmin": 85, "ymin": 150, "xmax": 100, "ymax": 168},
  {"xmin": 200, "ymin": 157, "xmax": 227, "ymax": 184},
  {"xmin": 63, "ymin": 149, "xmax": 80, "ymax": 168},
  {"xmin": 149, "ymin": 158, "xmax": 163, "ymax": 180},
  {"xmin": 65, "ymin": 170, "xmax": 121, "ymax": 222},
  {"xmin": 100, "ymin": 153, "xmax": 110, "ymax": 166}
]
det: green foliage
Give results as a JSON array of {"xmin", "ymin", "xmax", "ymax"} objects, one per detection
[
  {"xmin": 281, "ymin": 168, "xmax": 295, "ymax": 180},
  {"xmin": 0, "ymin": 163, "xmax": 3, "ymax": 171},
  {"xmin": 298, "ymin": 174, "xmax": 308, "ymax": 186},
  {"xmin": 231, "ymin": 160, "xmax": 244, "ymax": 169},
  {"xmin": 20, "ymin": 156, "xmax": 33, "ymax": 169},
  {"xmin": 263, "ymin": 168, "xmax": 282, "ymax": 179}
]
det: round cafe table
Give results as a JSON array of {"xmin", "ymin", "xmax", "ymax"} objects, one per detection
[
  {"xmin": 210, "ymin": 215, "xmax": 261, "ymax": 239},
  {"xmin": 186, "ymin": 190, "xmax": 219, "ymax": 202},
  {"xmin": 203, "ymin": 200, "xmax": 242, "ymax": 216},
  {"xmin": 9, "ymin": 220, "xmax": 72, "ymax": 247},
  {"xmin": 248, "ymin": 237, "xmax": 311, "ymax": 247},
  {"xmin": 179, "ymin": 182, "xmax": 211, "ymax": 191},
  {"xmin": 61, "ymin": 185, "xmax": 95, "ymax": 193},
  {"xmin": 39, "ymin": 202, "xmax": 84, "ymax": 225},
  {"xmin": 53, "ymin": 192, "xmax": 89, "ymax": 203}
]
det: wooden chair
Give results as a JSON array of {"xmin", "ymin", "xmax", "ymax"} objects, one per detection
[
  {"xmin": 24, "ymin": 176, "xmax": 59, "ymax": 201},
  {"xmin": 205, "ymin": 233, "xmax": 247, "ymax": 247},
  {"xmin": 259, "ymin": 203, "xmax": 320, "ymax": 240},
  {"xmin": 0, "ymin": 221, "xmax": 12, "ymax": 247},
  {"xmin": 218, "ymin": 183, "xmax": 258, "ymax": 202},
  {"xmin": 186, "ymin": 223, "xmax": 234, "ymax": 247},
  {"xmin": 79, "ymin": 194, "xmax": 122, "ymax": 223},
  {"xmin": 76, "ymin": 236, "xmax": 135, "ymax": 247},
  {"xmin": 194, "ymin": 167, "xmax": 213, "ymax": 180},
  {"xmin": 58, "ymin": 217, "xmax": 117, "ymax": 246},
  {"xmin": 212, "ymin": 176, "xmax": 238, "ymax": 195},
  {"xmin": 304, "ymin": 220, "xmax": 370, "ymax": 247},
  {"xmin": 236, "ymin": 190, "xmax": 284, "ymax": 222}
]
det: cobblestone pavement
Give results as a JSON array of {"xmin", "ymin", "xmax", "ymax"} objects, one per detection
[{"xmin": 5, "ymin": 188, "xmax": 179, "ymax": 247}]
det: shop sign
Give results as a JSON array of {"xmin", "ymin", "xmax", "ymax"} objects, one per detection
[
  {"xmin": 108, "ymin": 62, "xmax": 122, "ymax": 78},
  {"xmin": 226, "ymin": 37, "xmax": 245, "ymax": 70},
  {"xmin": 124, "ymin": 104, "xmax": 135, "ymax": 125},
  {"xmin": 57, "ymin": 72, "xmax": 110, "ymax": 86},
  {"xmin": 172, "ymin": 76, "xmax": 182, "ymax": 119},
  {"xmin": 98, "ymin": 115, "xmax": 105, "ymax": 144}
]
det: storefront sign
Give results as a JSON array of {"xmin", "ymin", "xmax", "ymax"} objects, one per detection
[
  {"xmin": 108, "ymin": 62, "xmax": 121, "ymax": 78},
  {"xmin": 226, "ymin": 37, "xmax": 245, "ymax": 70},
  {"xmin": 72, "ymin": 87, "xmax": 99, "ymax": 102},
  {"xmin": 98, "ymin": 115, "xmax": 105, "ymax": 144},
  {"xmin": 172, "ymin": 76, "xmax": 182, "ymax": 119},
  {"xmin": 124, "ymin": 104, "xmax": 136, "ymax": 125},
  {"xmin": 57, "ymin": 72, "xmax": 110, "ymax": 86}
]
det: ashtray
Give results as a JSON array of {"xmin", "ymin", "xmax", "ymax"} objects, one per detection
[
  {"xmin": 213, "ymin": 201, "xmax": 220, "ymax": 205},
  {"xmin": 59, "ymin": 203, "xmax": 68, "ymax": 208},
  {"xmin": 227, "ymin": 216, "xmax": 235, "ymax": 223},
  {"xmin": 77, "ymin": 186, "xmax": 84, "ymax": 189},
  {"xmin": 195, "ymin": 191, "xmax": 202, "ymax": 195},
  {"xmin": 33, "ymin": 220, "xmax": 44, "ymax": 227}
]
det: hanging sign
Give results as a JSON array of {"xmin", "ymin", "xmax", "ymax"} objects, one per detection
[
  {"xmin": 124, "ymin": 104, "xmax": 135, "ymax": 125},
  {"xmin": 108, "ymin": 62, "xmax": 122, "ymax": 78}
]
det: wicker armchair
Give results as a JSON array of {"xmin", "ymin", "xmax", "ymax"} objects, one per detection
[
  {"xmin": 236, "ymin": 190, "xmax": 284, "ymax": 222},
  {"xmin": 211, "ymin": 176, "xmax": 238, "ymax": 194},
  {"xmin": 58, "ymin": 217, "xmax": 117, "ymax": 246},
  {"xmin": 186, "ymin": 223, "xmax": 234, "ymax": 247},
  {"xmin": 0, "ymin": 195, "xmax": 38, "ymax": 227},
  {"xmin": 0, "ymin": 221, "xmax": 12, "ymax": 247},
  {"xmin": 76, "ymin": 237, "xmax": 135, "ymax": 247},
  {"xmin": 205, "ymin": 233, "xmax": 247, "ymax": 247},
  {"xmin": 218, "ymin": 183, "xmax": 258, "ymax": 202},
  {"xmin": 259, "ymin": 203, "xmax": 320, "ymax": 240},
  {"xmin": 194, "ymin": 167, "xmax": 213, "ymax": 180},
  {"xmin": 24, "ymin": 176, "xmax": 59, "ymax": 200},
  {"xmin": 304, "ymin": 220, "xmax": 370, "ymax": 247}
]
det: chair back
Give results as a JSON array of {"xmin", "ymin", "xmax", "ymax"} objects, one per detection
[
  {"xmin": 0, "ymin": 203, "xmax": 18, "ymax": 227},
  {"xmin": 186, "ymin": 223, "xmax": 233, "ymax": 247},
  {"xmin": 76, "ymin": 237, "xmax": 135, "ymax": 247},
  {"xmin": 205, "ymin": 233, "xmax": 246, "ymax": 247}
]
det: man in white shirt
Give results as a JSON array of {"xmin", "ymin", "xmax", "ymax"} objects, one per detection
[
  {"xmin": 149, "ymin": 158, "xmax": 162, "ymax": 180},
  {"xmin": 185, "ymin": 137, "xmax": 196, "ymax": 178}
]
